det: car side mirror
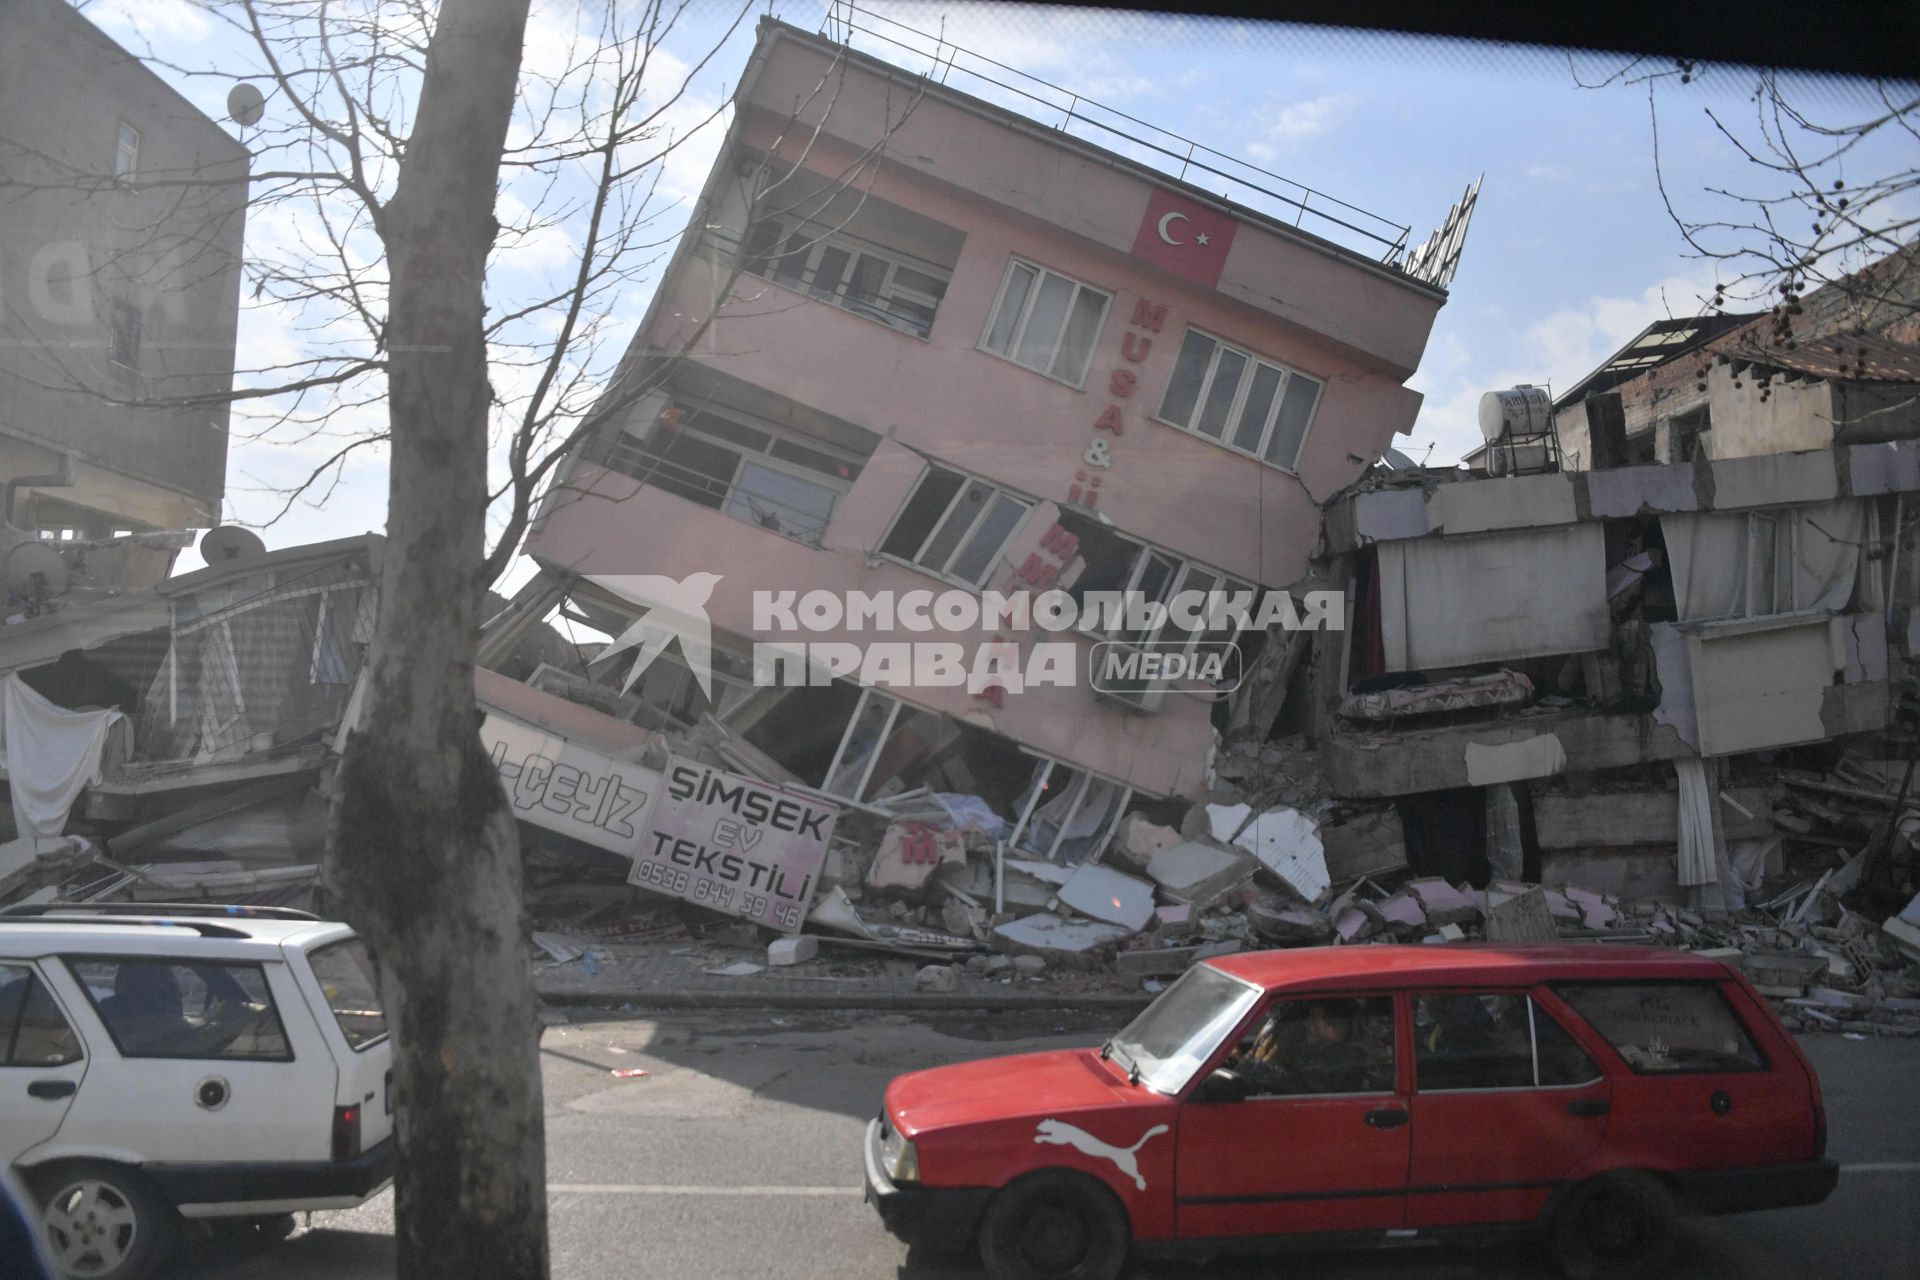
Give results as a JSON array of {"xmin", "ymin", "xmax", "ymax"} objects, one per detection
[{"xmin": 1192, "ymin": 1067, "xmax": 1251, "ymax": 1104}]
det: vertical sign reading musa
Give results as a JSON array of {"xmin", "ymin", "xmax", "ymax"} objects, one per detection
[{"xmin": 628, "ymin": 757, "xmax": 839, "ymax": 932}]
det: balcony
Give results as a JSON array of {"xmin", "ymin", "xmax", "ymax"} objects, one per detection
[
  {"xmin": 582, "ymin": 378, "xmax": 880, "ymax": 549},
  {"xmin": 706, "ymin": 153, "xmax": 964, "ymax": 342}
]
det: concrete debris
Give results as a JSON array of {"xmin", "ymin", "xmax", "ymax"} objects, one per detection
[
  {"xmin": 1406, "ymin": 878, "xmax": 1482, "ymax": 928},
  {"xmin": 1012, "ymin": 954, "xmax": 1047, "ymax": 975},
  {"xmin": 1483, "ymin": 886, "xmax": 1559, "ymax": 942},
  {"xmin": 1056, "ymin": 863, "xmax": 1158, "ymax": 931},
  {"xmin": 915, "ymin": 964, "xmax": 959, "ymax": 992},
  {"xmin": 1109, "ymin": 814, "xmax": 1183, "ymax": 873},
  {"xmin": 992, "ymin": 913, "xmax": 1135, "ymax": 968},
  {"xmin": 1208, "ymin": 803, "xmax": 1330, "ymax": 904},
  {"xmin": 1248, "ymin": 898, "xmax": 1333, "ymax": 944},
  {"xmin": 1145, "ymin": 841, "xmax": 1257, "ymax": 908},
  {"xmin": 1319, "ymin": 807, "xmax": 1410, "ymax": 881},
  {"xmin": 767, "ymin": 935, "xmax": 819, "ymax": 967}
]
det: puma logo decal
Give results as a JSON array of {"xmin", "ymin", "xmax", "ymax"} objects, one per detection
[{"xmin": 1034, "ymin": 1118, "xmax": 1169, "ymax": 1191}]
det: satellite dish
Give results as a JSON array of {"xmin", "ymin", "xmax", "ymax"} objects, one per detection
[
  {"xmin": 4, "ymin": 541, "xmax": 70, "ymax": 599},
  {"xmin": 200, "ymin": 525, "xmax": 268, "ymax": 564},
  {"xmin": 227, "ymin": 82, "xmax": 266, "ymax": 128}
]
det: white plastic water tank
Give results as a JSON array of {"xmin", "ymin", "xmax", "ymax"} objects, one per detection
[{"xmin": 1478, "ymin": 385, "xmax": 1553, "ymax": 440}]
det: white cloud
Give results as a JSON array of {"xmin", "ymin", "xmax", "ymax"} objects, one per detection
[
  {"xmin": 82, "ymin": 0, "xmax": 213, "ymax": 44},
  {"xmin": 1527, "ymin": 163, "xmax": 1571, "ymax": 183},
  {"xmin": 1246, "ymin": 90, "xmax": 1359, "ymax": 161}
]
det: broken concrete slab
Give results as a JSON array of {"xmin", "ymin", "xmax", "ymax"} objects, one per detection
[
  {"xmin": 1057, "ymin": 863, "xmax": 1157, "ymax": 931},
  {"xmin": 1483, "ymin": 886, "xmax": 1558, "ymax": 943},
  {"xmin": 992, "ymin": 913, "xmax": 1135, "ymax": 968},
  {"xmin": 1208, "ymin": 803, "xmax": 1330, "ymax": 903},
  {"xmin": 1146, "ymin": 841, "xmax": 1258, "ymax": 907},
  {"xmin": 1110, "ymin": 814, "xmax": 1183, "ymax": 873},
  {"xmin": 1406, "ymin": 879, "xmax": 1481, "ymax": 928},
  {"xmin": 1319, "ymin": 807, "xmax": 1409, "ymax": 882},
  {"xmin": 1373, "ymin": 892, "xmax": 1428, "ymax": 932},
  {"xmin": 915, "ymin": 964, "xmax": 959, "ymax": 992},
  {"xmin": 767, "ymin": 935, "xmax": 819, "ymax": 966},
  {"xmin": 1248, "ymin": 899, "xmax": 1332, "ymax": 944}
]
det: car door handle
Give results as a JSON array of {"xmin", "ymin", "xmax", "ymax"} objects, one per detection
[
  {"xmin": 1365, "ymin": 1107, "xmax": 1409, "ymax": 1129},
  {"xmin": 28, "ymin": 1080, "xmax": 77, "ymax": 1100},
  {"xmin": 1567, "ymin": 1098, "xmax": 1611, "ymax": 1117}
]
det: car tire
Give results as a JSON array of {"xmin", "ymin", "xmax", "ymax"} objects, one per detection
[
  {"xmin": 32, "ymin": 1161, "xmax": 178, "ymax": 1280},
  {"xmin": 1549, "ymin": 1170, "xmax": 1678, "ymax": 1280},
  {"xmin": 979, "ymin": 1170, "xmax": 1130, "ymax": 1280}
]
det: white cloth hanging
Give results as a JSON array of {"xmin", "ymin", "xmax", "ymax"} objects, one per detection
[{"xmin": 0, "ymin": 675, "xmax": 125, "ymax": 838}]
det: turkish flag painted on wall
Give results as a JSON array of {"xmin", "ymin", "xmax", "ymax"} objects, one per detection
[{"xmin": 1131, "ymin": 189, "xmax": 1238, "ymax": 288}]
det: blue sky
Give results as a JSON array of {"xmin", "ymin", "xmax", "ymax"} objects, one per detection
[{"xmin": 77, "ymin": 1, "xmax": 1915, "ymax": 581}]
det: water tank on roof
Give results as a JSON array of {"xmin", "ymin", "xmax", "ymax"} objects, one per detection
[{"xmin": 1478, "ymin": 385, "xmax": 1553, "ymax": 441}]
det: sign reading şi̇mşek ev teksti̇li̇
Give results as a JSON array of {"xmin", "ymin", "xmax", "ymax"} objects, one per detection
[{"xmin": 626, "ymin": 756, "xmax": 839, "ymax": 933}]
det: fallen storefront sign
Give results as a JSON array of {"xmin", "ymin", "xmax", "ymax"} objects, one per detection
[
  {"xmin": 484, "ymin": 712, "xmax": 661, "ymax": 857},
  {"xmin": 628, "ymin": 756, "xmax": 839, "ymax": 933}
]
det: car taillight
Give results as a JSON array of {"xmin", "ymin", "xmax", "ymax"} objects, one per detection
[{"xmin": 332, "ymin": 1104, "xmax": 363, "ymax": 1162}]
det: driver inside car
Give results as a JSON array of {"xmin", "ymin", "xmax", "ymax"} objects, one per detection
[{"xmin": 1236, "ymin": 999, "xmax": 1375, "ymax": 1095}]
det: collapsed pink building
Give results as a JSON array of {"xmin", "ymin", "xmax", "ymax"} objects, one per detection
[{"xmin": 498, "ymin": 17, "xmax": 1465, "ymax": 862}]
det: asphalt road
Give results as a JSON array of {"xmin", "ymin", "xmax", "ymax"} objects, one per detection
[{"xmin": 156, "ymin": 1008, "xmax": 1919, "ymax": 1280}]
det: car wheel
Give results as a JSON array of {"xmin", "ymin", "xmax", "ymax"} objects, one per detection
[
  {"xmin": 1549, "ymin": 1170, "xmax": 1678, "ymax": 1280},
  {"xmin": 979, "ymin": 1170, "xmax": 1130, "ymax": 1280},
  {"xmin": 34, "ymin": 1163, "xmax": 177, "ymax": 1280}
]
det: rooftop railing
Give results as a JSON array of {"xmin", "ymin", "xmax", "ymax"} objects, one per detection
[{"xmin": 818, "ymin": 1, "xmax": 1416, "ymax": 264}]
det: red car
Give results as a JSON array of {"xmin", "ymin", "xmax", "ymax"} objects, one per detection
[{"xmin": 864, "ymin": 944, "xmax": 1836, "ymax": 1280}]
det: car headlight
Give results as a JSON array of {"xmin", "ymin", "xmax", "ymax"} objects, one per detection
[
  {"xmin": 891, "ymin": 1139, "xmax": 920, "ymax": 1183},
  {"xmin": 882, "ymin": 1123, "xmax": 920, "ymax": 1184}
]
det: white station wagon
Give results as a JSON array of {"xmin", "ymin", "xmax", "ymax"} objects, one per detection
[{"xmin": 0, "ymin": 904, "xmax": 394, "ymax": 1279}]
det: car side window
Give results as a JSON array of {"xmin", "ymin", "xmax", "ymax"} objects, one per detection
[
  {"xmin": 1414, "ymin": 993, "xmax": 1602, "ymax": 1090},
  {"xmin": 67, "ymin": 958, "xmax": 292, "ymax": 1062},
  {"xmin": 1555, "ymin": 981, "xmax": 1765, "ymax": 1075},
  {"xmin": 1, "ymin": 964, "xmax": 83, "ymax": 1068},
  {"xmin": 1533, "ymin": 1001, "xmax": 1603, "ymax": 1086},
  {"xmin": 1223, "ymin": 995, "xmax": 1396, "ymax": 1096},
  {"xmin": 1415, "ymin": 993, "xmax": 1533, "ymax": 1089}
]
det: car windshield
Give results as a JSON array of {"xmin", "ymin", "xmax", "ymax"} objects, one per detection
[{"xmin": 1106, "ymin": 964, "xmax": 1262, "ymax": 1095}]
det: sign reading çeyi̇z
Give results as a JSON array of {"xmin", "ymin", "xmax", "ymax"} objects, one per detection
[{"xmin": 627, "ymin": 756, "xmax": 838, "ymax": 933}]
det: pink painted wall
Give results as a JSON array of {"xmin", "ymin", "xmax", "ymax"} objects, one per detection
[
  {"xmin": 738, "ymin": 29, "xmax": 1444, "ymax": 376},
  {"xmin": 647, "ymin": 122, "xmax": 1421, "ymax": 590},
  {"xmin": 530, "ymin": 449, "xmax": 1219, "ymax": 799}
]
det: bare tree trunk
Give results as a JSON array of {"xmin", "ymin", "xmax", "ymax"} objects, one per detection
[{"xmin": 325, "ymin": 1, "xmax": 545, "ymax": 1278}]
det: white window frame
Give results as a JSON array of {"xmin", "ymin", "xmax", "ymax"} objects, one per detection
[
  {"xmin": 1745, "ymin": 511, "xmax": 1798, "ymax": 617},
  {"xmin": 740, "ymin": 215, "xmax": 950, "ymax": 340},
  {"xmin": 820, "ymin": 687, "xmax": 908, "ymax": 803},
  {"xmin": 979, "ymin": 258, "xmax": 1111, "ymax": 389},
  {"xmin": 1006, "ymin": 754, "xmax": 1132, "ymax": 864},
  {"xmin": 1072, "ymin": 530, "xmax": 1253, "ymax": 655},
  {"xmin": 1155, "ymin": 327, "xmax": 1324, "ymax": 473},
  {"xmin": 878, "ymin": 464, "xmax": 1034, "ymax": 589},
  {"xmin": 115, "ymin": 122, "xmax": 140, "ymax": 180},
  {"xmin": 607, "ymin": 399, "xmax": 865, "ymax": 548}
]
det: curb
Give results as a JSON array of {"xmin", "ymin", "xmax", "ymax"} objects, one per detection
[{"xmin": 537, "ymin": 988, "xmax": 1154, "ymax": 1014}]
